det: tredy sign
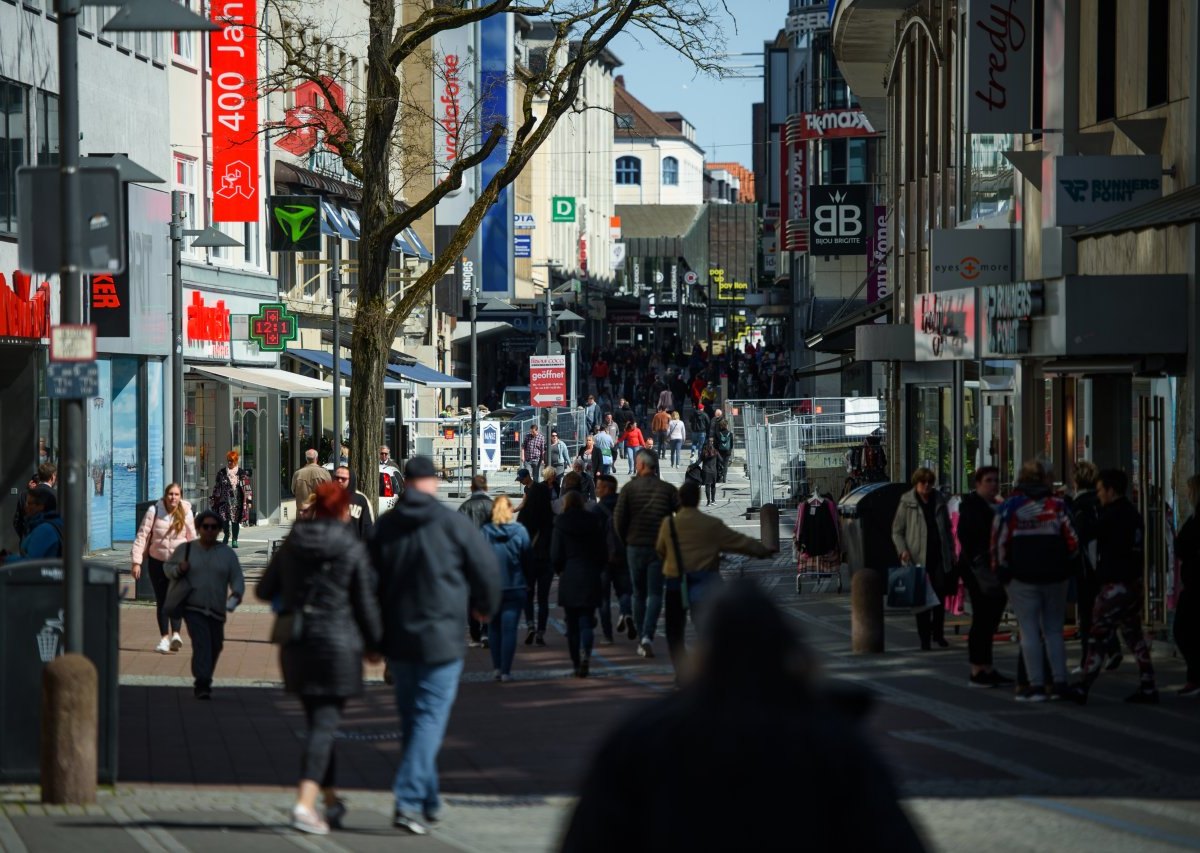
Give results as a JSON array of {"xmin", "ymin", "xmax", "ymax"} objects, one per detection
[{"xmin": 966, "ymin": 0, "xmax": 1034, "ymax": 134}]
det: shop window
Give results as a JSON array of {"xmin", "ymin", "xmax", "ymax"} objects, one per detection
[
  {"xmin": 36, "ymin": 90, "xmax": 58, "ymax": 167},
  {"xmin": 615, "ymin": 155, "xmax": 641, "ymax": 185},
  {"xmin": 662, "ymin": 156, "xmax": 679, "ymax": 186},
  {"xmin": 848, "ymin": 139, "xmax": 867, "ymax": 184},
  {"xmin": 1146, "ymin": 1, "xmax": 1169, "ymax": 107},
  {"xmin": 0, "ymin": 79, "xmax": 28, "ymax": 234},
  {"xmin": 183, "ymin": 381, "xmax": 217, "ymax": 511},
  {"xmin": 962, "ymin": 133, "xmax": 1014, "ymax": 220},
  {"xmin": 1095, "ymin": 0, "xmax": 1117, "ymax": 122}
]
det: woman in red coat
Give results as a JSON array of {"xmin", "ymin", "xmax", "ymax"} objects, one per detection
[{"xmin": 620, "ymin": 421, "xmax": 645, "ymax": 476}]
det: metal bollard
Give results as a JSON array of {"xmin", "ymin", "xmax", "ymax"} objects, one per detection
[
  {"xmin": 759, "ymin": 503, "xmax": 780, "ymax": 553},
  {"xmin": 41, "ymin": 653, "xmax": 98, "ymax": 804},
  {"xmin": 851, "ymin": 569, "xmax": 885, "ymax": 654}
]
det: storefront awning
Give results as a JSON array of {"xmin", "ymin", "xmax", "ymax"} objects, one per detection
[
  {"xmin": 389, "ymin": 361, "xmax": 471, "ymax": 389},
  {"xmin": 450, "ymin": 321, "xmax": 517, "ymax": 344},
  {"xmin": 192, "ymin": 365, "xmax": 347, "ymax": 398},
  {"xmin": 806, "ymin": 295, "xmax": 893, "ymax": 353},
  {"xmin": 287, "ymin": 348, "xmax": 410, "ymax": 391},
  {"xmin": 1072, "ymin": 182, "xmax": 1200, "ymax": 239}
]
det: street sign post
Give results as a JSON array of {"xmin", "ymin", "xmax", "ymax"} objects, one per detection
[
  {"xmin": 47, "ymin": 362, "xmax": 99, "ymax": 399},
  {"xmin": 529, "ymin": 354, "xmax": 566, "ymax": 407},
  {"xmin": 479, "ymin": 421, "xmax": 501, "ymax": 471},
  {"xmin": 49, "ymin": 324, "xmax": 97, "ymax": 362}
]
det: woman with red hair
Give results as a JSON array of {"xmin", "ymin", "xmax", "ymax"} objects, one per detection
[
  {"xmin": 258, "ymin": 481, "xmax": 383, "ymax": 836},
  {"xmin": 210, "ymin": 450, "xmax": 253, "ymax": 548}
]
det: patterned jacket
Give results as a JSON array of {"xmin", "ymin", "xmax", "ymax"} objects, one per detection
[
  {"xmin": 210, "ymin": 466, "xmax": 253, "ymax": 524},
  {"xmin": 992, "ymin": 482, "xmax": 1078, "ymax": 584}
]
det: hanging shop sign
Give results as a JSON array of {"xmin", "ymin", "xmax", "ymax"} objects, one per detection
[
  {"xmin": 795, "ymin": 108, "xmax": 878, "ymax": 140},
  {"xmin": 866, "ymin": 206, "xmax": 889, "ymax": 322},
  {"xmin": 210, "ymin": 0, "xmax": 260, "ymax": 222},
  {"xmin": 513, "ymin": 213, "xmax": 536, "ymax": 229},
  {"xmin": 275, "ymin": 78, "xmax": 346, "ymax": 158},
  {"xmin": 966, "ymin": 0, "xmax": 1034, "ymax": 134},
  {"xmin": 980, "ymin": 281, "xmax": 1043, "ymax": 356},
  {"xmin": 552, "ymin": 197, "xmax": 576, "ymax": 223},
  {"xmin": 914, "ymin": 286, "xmax": 977, "ymax": 361},
  {"xmin": 1054, "ymin": 156, "xmax": 1162, "ymax": 226},
  {"xmin": 930, "ymin": 228, "xmax": 1014, "ymax": 291},
  {"xmin": 248, "ymin": 303, "xmax": 299, "ymax": 352},
  {"xmin": 513, "ymin": 234, "xmax": 532, "ymax": 258},
  {"xmin": 780, "ymin": 120, "xmax": 807, "ymax": 252},
  {"xmin": 809, "ymin": 184, "xmax": 872, "ymax": 256},
  {"xmin": 433, "ymin": 25, "xmax": 472, "ymax": 189},
  {"xmin": 269, "ymin": 195, "xmax": 322, "ymax": 252}
]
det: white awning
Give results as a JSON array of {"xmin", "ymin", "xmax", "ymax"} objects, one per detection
[{"xmin": 192, "ymin": 365, "xmax": 348, "ymax": 398}]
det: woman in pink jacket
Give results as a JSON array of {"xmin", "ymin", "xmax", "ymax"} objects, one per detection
[{"xmin": 131, "ymin": 483, "xmax": 197, "ymax": 653}]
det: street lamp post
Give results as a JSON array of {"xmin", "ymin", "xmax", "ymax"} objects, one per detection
[{"xmin": 469, "ymin": 276, "xmax": 478, "ymax": 478}]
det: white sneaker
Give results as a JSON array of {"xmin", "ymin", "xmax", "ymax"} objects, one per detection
[
  {"xmin": 170, "ymin": 632, "xmax": 183, "ymax": 652},
  {"xmin": 292, "ymin": 804, "xmax": 329, "ymax": 835},
  {"xmin": 155, "ymin": 637, "xmax": 171, "ymax": 654}
]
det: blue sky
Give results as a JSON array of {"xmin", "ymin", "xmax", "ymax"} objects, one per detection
[{"xmin": 610, "ymin": 1, "xmax": 788, "ymax": 167}]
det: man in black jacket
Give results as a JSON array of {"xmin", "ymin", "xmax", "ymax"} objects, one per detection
[
  {"xmin": 458, "ymin": 475, "xmax": 494, "ymax": 648},
  {"xmin": 1072, "ymin": 468, "xmax": 1157, "ymax": 704},
  {"xmin": 590, "ymin": 474, "xmax": 632, "ymax": 643},
  {"xmin": 370, "ymin": 457, "xmax": 500, "ymax": 834},
  {"xmin": 955, "ymin": 466, "xmax": 1013, "ymax": 688},
  {"xmin": 333, "ymin": 466, "xmax": 374, "ymax": 541},
  {"xmin": 518, "ymin": 467, "xmax": 556, "ymax": 646}
]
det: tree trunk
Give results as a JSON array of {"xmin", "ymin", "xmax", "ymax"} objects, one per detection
[{"xmin": 350, "ymin": 292, "xmax": 390, "ymax": 506}]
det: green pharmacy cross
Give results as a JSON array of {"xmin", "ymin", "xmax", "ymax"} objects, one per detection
[{"xmin": 250, "ymin": 303, "xmax": 298, "ymax": 352}]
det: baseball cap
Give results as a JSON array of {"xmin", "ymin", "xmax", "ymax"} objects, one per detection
[
  {"xmin": 403, "ymin": 456, "xmax": 437, "ymax": 480},
  {"xmin": 515, "ymin": 468, "xmax": 531, "ymax": 481}
]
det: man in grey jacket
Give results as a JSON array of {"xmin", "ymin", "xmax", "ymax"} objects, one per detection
[
  {"xmin": 165, "ymin": 509, "xmax": 244, "ymax": 700},
  {"xmin": 370, "ymin": 457, "xmax": 501, "ymax": 835},
  {"xmin": 613, "ymin": 450, "xmax": 679, "ymax": 658}
]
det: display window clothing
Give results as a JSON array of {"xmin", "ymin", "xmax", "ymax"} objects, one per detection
[{"xmin": 794, "ymin": 495, "xmax": 840, "ymax": 572}]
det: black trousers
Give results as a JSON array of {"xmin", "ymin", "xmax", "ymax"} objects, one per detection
[
  {"xmin": 299, "ymin": 696, "xmax": 345, "ymax": 788},
  {"xmin": 183, "ymin": 611, "xmax": 225, "ymax": 690},
  {"xmin": 524, "ymin": 565, "xmax": 553, "ymax": 634},
  {"xmin": 468, "ymin": 614, "xmax": 488, "ymax": 643},
  {"xmin": 221, "ymin": 519, "xmax": 240, "ymax": 544},
  {"xmin": 717, "ymin": 452, "xmax": 730, "ymax": 483},
  {"xmin": 147, "ymin": 557, "xmax": 182, "ymax": 635},
  {"xmin": 665, "ymin": 585, "xmax": 689, "ymax": 673},
  {"xmin": 915, "ymin": 604, "xmax": 945, "ymax": 647},
  {"xmin": 704, "ymin": 481, "xmax": 716, "ymax": 504},
  {"xmin": 564, "ymin": 607, "xmax": 596, "ymax": 668},
  {"xmin": 1175, "ymin": 588, "xmax": 1199, "ymax": 684},
  {"xmin": 963, "ymin": 569, "xmax": 1007, "ymax": 667}
]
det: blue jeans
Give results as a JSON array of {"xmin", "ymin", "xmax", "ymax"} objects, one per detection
[
  {"xmin": 670, "ymin": 439, "xmax": 683, "ymax": 467},
  {"xmin": 489, "ymin": 595, "xmax": 524, "ymax": 676},
  {"xmin": 627, "ymin": 545, "xmax": 665, "ymax": 643},
  {"xmin": 625, "ymin": 445, "xmax": 637, "ymax": 473},
  {"xmin": 1006, "ymin": 579, "xmax": 1069, "ymax": 687},
  {"xmin": 564, "ymin": 607, "xmax": 596, "ymax": 669},
  {"xmin": 389, "ymin": 658, "xmax": 464, "ymax": 818}
]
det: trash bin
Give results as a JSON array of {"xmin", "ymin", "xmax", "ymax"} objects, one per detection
[
  {"xmin": 134, "ymin": 500, "xmax": 156, "ymax": 600},
  {"xmin": 838, "ymin": 482, "xmax": 908, "ymax": 573},
  {"xmin": 0, "ymin": 560, "xmax": 120, "ymax": 783}
]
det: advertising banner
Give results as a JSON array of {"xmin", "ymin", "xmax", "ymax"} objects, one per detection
[
  {"xmin": 913, "ymin": 286, "xmax": 977, "ymax": 361},
  {"xmin": 529, "ymin": 355, "xmax": 566, "ymax": 407},
  {"xmin": 479, "ymin": 13, "xmax": 514, "ymax": 296},
  {"xmin": 1054, "ymin": 156, "xmax": 1162, "ymax": 226},
  {"xmin": 794, "ymin": 108, "xmax": 879, "ymax": 140},
  {"xmin": 865, "ymin": 206, "xmax": 888, "ymax": 322},
  {"xmin": 966, "ymin": 0, "xmax": 1034, "ymax": 134},
  {"xmin": 210, "ymin": 0, "xmax": 259, "ymax": 222},
  {"xmin": 809, "ymin": 184, "xmax": 872, "ymax": 256},
  {"xmin": 930, "ymin": 228, "xmax": 1014, "ymax": 291},
  {"xmin": 183, "ymin": 288, "xmax": 278, "ymax": 365}
]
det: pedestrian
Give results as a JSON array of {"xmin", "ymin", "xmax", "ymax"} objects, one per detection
[
  {"xmin": 619, "ymin": 420, "xmax": 645, "ymax": 475},
  {"xmin": 552, "ymin": 490, "xmax": 607, "ymax": 677},
  {"xmin": 292, "ymin": 449, "xmax": 331, "ymax": 507},
  {"xmin": 379, "ymin": 445, "xmax": 399, "ymax": 471},
  {"xmin": 614, "ymin": 450, "xmax": 680, "ymax": 658},
  {"xmin": 954, "ymin": 466, "xmax": 1013, "ymax": 688},
  {"xmin": 592, "ymin": 427, "xmax": 615, "ymax": 475},
  {"xmin": 131, "ymin": 483, "xmax": 196, "ymax": 654},
  {"xmin": 518, "ymin": 467, "xmax": 557, "ymax": 645},
  {"xmin": 657, "ymin": 383, "xmax": 673, "ymax": 413},
  {"xmin": 514, "ymin": 468, "xmax": 534, "ymax": 510},
  {"xmin": 332, "ymin": 466, "xmax": 375, "ymax": 540},
  {"xmin": 164, "ymin": 509, "xmax": 245, "ymax": 700},
  {"xmin": 651, "ymin": 406, "xmax": 671, "ymax": 461},
  {"xmin": 257, "ymin": 482, "xmax": 383, "ymax": 836},
  {"xmin": 584, "ymin": 395, "xmax": 601, "ymax": 434},
  {"xmin": 210, "ymin": 450, "xmax": 253, "ymax": 548},
  {"xmin": 891, "ymin": 468, "xmax": 954, "ymax": 651},
  {"xmin": 1070, "ymin": 468, "xmax": 1159, "ymax": 704},
  {"xmin": 548, "ymin": 429, "xmax": 571, "ymax": 483},
  {"xmin": 992, "ymin": 460, "xmax": 1079, "ymax": 702},
  {"xmin": 571, "ymin": 459, "xmax": 596, "ymax": 503},
  {"xmin": 560, "ymin": 580, "xmax": 926, "ymax": 853},
  {"xmin": 713, "ymin": 415, "xmax": 734, "ymax": 483},
  {"xmin": 8, "ymin": 485, "xmax": 64, "ymax": 562},
  {"xmin": 602, "ymin": 412, "xmax": 619, "ymax": 445},
  {"xmin": 458, "ymin": 474, "xmax": 494, "ymax": 649},
  {"xmin": 666, "ymin": 411, "xmax": 686, "ymax": 469},
  {"xmin": 615, "ymin": 399, "xmax": 636, "ymax": 433},
  {"xmin": 12, "ymin": 462, "xmax": 56, "ymax": 541},
  {"xmin": 577, "ymin": 434, "xmax": 596, "ymax": 474},
  {"xmin": 521, "ymin": 422, "xmax": 547, "ymax": 473},
  {"xmin": 689, "ymin": 404, "xmax": 710, "ymax": 458},
  {"xmin": 481, "ymin": 495, "xmax": 530, "ymax": 682},
  {"xmin": 699, "ymin": 439, "xmax": 721, "ymax": 506},
  {"xmin": 657, "ymin": 480, "xmax": 773, "ymax": 677},
  {"xmin": 369, "ymin": 456, "xmax": 500, "ymax": 835},
  {"xmin": 1172, "ymin": 474, "xmax": 1200, "ymax": 698},
  {"xmin": 591, "ymin": 474, "xmax": 633, "ymax": 642},
  {"xmin": 1067, "ymin": 460, "xmax": 1109, "ymax": 672}
]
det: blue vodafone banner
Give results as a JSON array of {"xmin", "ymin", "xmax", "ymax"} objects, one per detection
[{"xmin": 479, "ymin": 14, "xmax": 515, "ymax": 296}]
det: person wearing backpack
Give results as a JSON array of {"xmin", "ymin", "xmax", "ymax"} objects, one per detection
[
  {"xmin": 10, "ymin": 485, "xmax": 63, "ymax": 562},
  {"xmin": 131, "ymin": 483, "xmax": 197, "ymax": 653},
  {"xmin": 713, "ymin": 418, "xmax": 734, "ymax": 484},
  {"xmin": 689, "ymin": 404, "xmax": 710, "ymax": 460}
]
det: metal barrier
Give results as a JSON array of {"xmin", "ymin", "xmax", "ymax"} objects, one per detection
[
  {"xmin": 741, "ymin": 398, "xmax": 888, "ymax": 509},
  {"xmin": 497, "ymin": 409, "xmax": 588, "ymax": 470}
]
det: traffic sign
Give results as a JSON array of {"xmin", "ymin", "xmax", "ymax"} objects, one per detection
[
  {"xmin": 529, "ymin": 355, "xmax": 566, "ymax": 407},
  {"xmin": 47, "ymin": 361, "xmax": 99, "ymax": 399},
  {"xmin": 479, "ymin": 421, "xmax": 502, "ymax": 471},
  {"xmin": 552, "ymin": 197, "xmax": 576, "ymax": 223},
  {"xmin": 49, "ymin": 324, "xmax": 97, "ymax": 362}
]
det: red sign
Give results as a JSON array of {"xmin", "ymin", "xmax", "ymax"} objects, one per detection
[
  {"xmin": 781, "ymin": 115, "xmax": 808, "ymax": 253},
  {"xmin": 211, "ymin": 0, "xmax": 259, "ymax": 222},
  {"xmin": 275, "ymin": 78, "xmax": 346, "ymax": 157},
  {"xmin": 0, "ymin": 271, "xmax": 51, "ymax": 339},
  {"xmin": 529, "ymin": 355, "xmax": 566, "ymax": 408},
  {"xmin": 249, "ymin": 303, "xmax": 298, "ymax": 352},
  {"xmin": 187, "ymin": 290, "xmax": 230, "ymax": 345},
  {"xmin": 795, "ymin": 108, "xmax": 879, "ymax": 140}
]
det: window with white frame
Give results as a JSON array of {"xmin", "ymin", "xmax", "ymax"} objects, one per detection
[
  {"xmin": 662, "ymin": 156, "xmax": 679, "ymax": 186},
  {"xmin": 173, "ymin": 0, "xmax": 196, "ymax": 63},
  {"xmin": 173, "ymin": 154, "xmax": 199, "ymax": 254}
]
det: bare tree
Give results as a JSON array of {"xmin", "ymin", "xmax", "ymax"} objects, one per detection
[{"xmin": 264, "ymin": 0, "xmax": 730, "ymax": 500}]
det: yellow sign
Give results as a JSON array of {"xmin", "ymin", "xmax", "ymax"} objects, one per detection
[{"xmin": 711, "ymin": 268, "xmax": 749, "ymax": 301}]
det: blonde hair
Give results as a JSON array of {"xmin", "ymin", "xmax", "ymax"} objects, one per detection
[
  {"xmin": 492, "ymin": 494, "xmax": 515, "ymax": 524},
  {"xmin": 671, "ymin": 411, "xmax": 680, "ymax": 420},
  {"xmin": 542, "ymin": 466, "xmax": 557, "ymax": 483},
  {"xmin": 163, "ymin": 483, "xmax": 186, "ymax": 535}
]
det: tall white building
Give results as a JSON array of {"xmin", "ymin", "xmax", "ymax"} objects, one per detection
[{"xmin": 612, "ymin": 77, "xmax": 705, "ymax": 206}]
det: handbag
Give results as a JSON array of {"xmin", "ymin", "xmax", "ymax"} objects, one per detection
[
  {"xmin": 270, "ymin": 559, "xmax": 330, "ymax": 645},
  {"xmin": 668, "ymin": 516, "xmax": 690, "ymax": 610},
  {"xmin": 887, "ymin": 563, "xmax": 929, "ymax": 609},
  {"xmin": 163, "ymin": 543, "xmax": 193, "ymax": 614}
]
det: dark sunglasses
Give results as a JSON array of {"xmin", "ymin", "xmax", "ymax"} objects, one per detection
[
  {"xmin": 333, "ymin": 475, "xmax": 350, "ymax": 482},
  {"xmin": 199, "ymin": 523, "xmax": 221, "ymax": 530}
]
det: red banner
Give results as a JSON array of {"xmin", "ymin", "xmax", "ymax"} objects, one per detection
[{"xmin": 211, "ymin": 0, "xmax": 259, "ymax": 222}]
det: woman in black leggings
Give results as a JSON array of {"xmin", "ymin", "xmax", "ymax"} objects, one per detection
[
  {"xmin": 258, "ymin": 482, "xmax": 382, "ymax": 836},
  {"xmin": 131, "ymin": 484, "xmax": 195, "ymax": 653}
]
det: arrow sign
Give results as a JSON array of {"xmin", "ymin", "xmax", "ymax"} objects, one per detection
[
  {"xmin": 533, "ymin": 393, "xmax": 565, "ymax": 404},
  {"xmin": 529, "ymin": 354, "xmax": 566, "ymax": 408}
]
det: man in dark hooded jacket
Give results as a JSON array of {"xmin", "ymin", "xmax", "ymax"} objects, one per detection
[{"xmin": 369, "ymin": 456, "xmax": 500, "ymax": 835}]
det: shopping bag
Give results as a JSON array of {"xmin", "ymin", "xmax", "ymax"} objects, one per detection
[{"xmin": 887, "ymin": 564, "xmax": 926, "ymax": 609}]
